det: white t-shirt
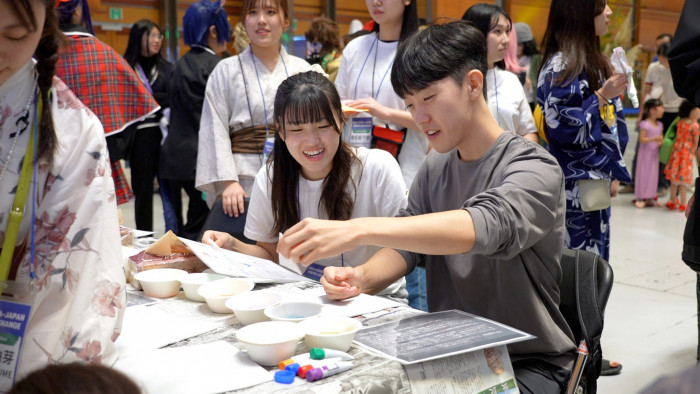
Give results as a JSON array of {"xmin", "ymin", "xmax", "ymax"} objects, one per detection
[
  {"xmin": 644, "ymin": 61, "xmax": 682, "ymax": 112},
  {"xmin": 245, "ymin": 147, "xmax": 408, "ymax": 296},
  {"xmin": 335, "ymin": 33, "xmax": 429, "ymax": 189},
  {"xmin": 486, "ymin": 67, "xmax": 537, "ymax": 137}
]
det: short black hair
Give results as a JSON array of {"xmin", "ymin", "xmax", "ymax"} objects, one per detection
[
  {"xmin": 657, "ymin": 42, "xmax": 671, "ymax": 57},
  {"xmin": 679, "ymin": 99, "xmax": 697, "ymax": 119},
  {"xmin": 391, "ymin": 20, "xmax": 488, "ymax": 99}
]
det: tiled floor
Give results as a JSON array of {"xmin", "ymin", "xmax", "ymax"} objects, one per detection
[{"xmin": 119, "ymin": 121, "xmax": 699, "ymax": 393}]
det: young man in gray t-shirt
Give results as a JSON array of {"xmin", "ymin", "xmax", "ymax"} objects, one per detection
[{"xmin": 278, "ymin": 21, "xmax": 576, "ymax": 393}]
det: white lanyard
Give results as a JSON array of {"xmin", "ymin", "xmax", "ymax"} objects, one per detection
[{"xmin": 353, "ymin": 36, "xmax": 394, "ymax": 100}]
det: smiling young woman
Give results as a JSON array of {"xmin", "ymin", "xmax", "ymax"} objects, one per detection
[{"xmin": 202, "ymin": 71, "xmax": 409, "ymax": 302}]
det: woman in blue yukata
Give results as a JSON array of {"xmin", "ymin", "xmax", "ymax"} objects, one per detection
[{"xmin": 537, "ymin": 0, "xmax": 631, "ymax": 263}]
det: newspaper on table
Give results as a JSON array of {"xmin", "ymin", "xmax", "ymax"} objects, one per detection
[
  {"xmin": 180, "ymin": 238, "xmax": 313, "ymax": 283},
  {"xmin": 353, "ymin": 310, "xmax": 534, "ymax": 365}
]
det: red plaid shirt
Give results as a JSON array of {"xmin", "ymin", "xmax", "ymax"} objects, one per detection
[{"xmin": 56, "ymin": 33, "xmax": 159, "ymax": 136}]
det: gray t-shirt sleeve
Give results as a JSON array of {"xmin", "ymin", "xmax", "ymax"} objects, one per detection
[{"xmin": 465, "ymin": 153, "xmax": 564, "ymax": 260}]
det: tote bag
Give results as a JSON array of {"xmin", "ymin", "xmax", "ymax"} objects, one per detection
[{"xmin": 659, "ymin": 117, "xmax": 680, "ymax": 165}]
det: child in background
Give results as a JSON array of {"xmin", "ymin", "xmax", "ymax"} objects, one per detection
[
  {"xmin": 635, "ymin": 99, "xmax": 665, "ymax": 208},
  {"xmin": 665, "ymin": 100, "xmax": 700, "ymax": 211}
]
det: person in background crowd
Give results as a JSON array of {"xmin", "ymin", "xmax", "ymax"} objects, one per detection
[
  {"xmin": 159, "ymin": 0, "xmax": 232, "ymax": 240},
  {"xmin": 196, "ymin": 0, "xmax": 319, "ymax": 218},
  {"xmin": 634, "ymin": 99, "xmax": 665, "ymax": 208},
  {"xmin": 55, "ymin": 0, "xmax": 159, "ymax": 208},
  {"xmin": 123, "ymin": 19, "xmax": 176, "ymax": 232},
  {"xmin": 462, "ymin": 3, "xmax": 538, "ymax": 143},
  {"xmin": 204, "ymin": 71, "xmax": 408, "ymax": 301},
  {"xmin": 334, "ymin": 0, "xmax": 427, "ymax": 311},
  {"xmin": 304, "ymin": 16, "xmax": 342, "ymax": 82},
  {"xmin": 638, "ymin": 43, "xmax": 682, "ymax": 196},
  {"xmin": 514, "ymin": 22, "xmax": 541, "ymax": 112},
  {"xmin": 664, "ymin": 100, "xmax": 700, "ymax": 212},
  {"xmin": 335, "ymin": 0, "xmax": 427, "ymax": 189},
  {"xmin": 232, "ymin": 21, "xmax": 250, "ymax": 54},
  {"xmin": 0, "ymin": 0, "xmax": 126, "ymax": 382},
  {"xmin": 538, "ymin": 0, "xmax": 630, "ymax": 377},
  {"xmin": 278, "ymin": 21, "xmax": 576, "ymax": 393}
]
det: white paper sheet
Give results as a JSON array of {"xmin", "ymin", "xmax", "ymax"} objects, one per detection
[
  {"xmin": 181, "ymin": 238, "xmax": 313, "ymax": 283},
  {"xmin": 277, "ymin": 232, "xmax": 305, "ymax": 275},
  {"xmin": 116, "ymin": 304, "xmax": 223, "ymax": 350},
  {"xmin": 114, "ymin": 341, "xmax": 272, "ymax": 394}
]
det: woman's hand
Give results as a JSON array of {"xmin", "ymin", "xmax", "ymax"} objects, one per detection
[
  {"xmin": 222, "ymin": 181, "xmax": 248, "ymax": 217},
  {"xmin": 343, "ymin": 98, "xmax": 392, "ymax": 120},
  {"xmin": 202, "ymin": 230, "xmax": 236, "ymax": 249},
  {"xmin": 598, "ymin": 74, "xmax": 628, "ymax": 101},
  {"xmin": 611, "ymin": 180, "xmax": 620, "ymax": 197},
  {"xmin": 321, "ymin": 266, "xmax": 363, "ymax": 300}
]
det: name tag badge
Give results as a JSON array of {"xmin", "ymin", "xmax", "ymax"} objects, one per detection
[
  {"xmin": 262, "ymin": 137, "xmax": 275, "ymax": 167},
  {"xmin": 0, "ymin": 300, "xmax": 31, "ymax": 391},
  {"xmin": 349, "ymin": 117, "xmax": 373, "ymax": 149},
  {"xmin": 302, "ymin": 263, "xmax": 326, "ymax": 281}
]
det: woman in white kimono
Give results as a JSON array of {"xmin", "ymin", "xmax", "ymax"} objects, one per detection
[
  {"xmin": 196, "ymin": 0, "xmax": 318, "ymax": 218},
  {"xmin": 0, "ymin": 0, "xmax": 126, "ymax": 384}
]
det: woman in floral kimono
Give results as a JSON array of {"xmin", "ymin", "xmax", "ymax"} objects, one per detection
[
  {"xmin": 537, "ymin": 0, "xmax": 630, "ymax": 262},
  {"xmin": 0, "ymin": 0, "xmax": 126, "ymax": 384}
]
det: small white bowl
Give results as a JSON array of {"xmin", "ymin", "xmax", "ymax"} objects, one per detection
[
  {"xmin": 133, "ymin": 269, "xmax": 187, "ymax": 298},
  {"xmin": 180, "ymin": 272, "xmax": 228, "ymax": 302},
  {"xmin": 236, "ymin": 321, "xmax": 305, "ymax": 366},
  {"xmin": 298, "ymin": 316, "xmax": 363, "ymax": 352},
  {"xmin": 263, "ymin": 301, "xmax": 323, "ymax": 323},
  {"xmin": 225, "ymin": 291, "xmax": 283, "ymax": 325},
  {"xmin": 197, "ymin": 278, "xmax": 255, "ymax": 313}
]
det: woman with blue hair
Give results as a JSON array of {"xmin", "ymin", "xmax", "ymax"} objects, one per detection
[{"xmin": 159, "ymin": 0, "xmax": 232, "ymax": 239}]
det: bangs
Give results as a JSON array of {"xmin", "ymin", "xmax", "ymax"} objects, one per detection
[{"xmin": 278, "ymin": 85, "xmax": 342, "ymax": 132}]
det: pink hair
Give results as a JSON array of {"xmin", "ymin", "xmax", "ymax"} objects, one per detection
[{"xmin": 504, "ymin": 27, "xmax": 525, "ymax": 74}]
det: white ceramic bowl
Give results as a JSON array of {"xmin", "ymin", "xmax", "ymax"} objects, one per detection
[
  {"xmin": 180, "ymin": 272, "xmax": 228, "ymax": 302},
  {"xmin": 236, "ymin": 321, "xmax": 305, "ymax": 366},
  {"xmin": 197, "ymin": 278, "xmax": 255, "ymax": 313},
  {"xmin": 263, "ymin": 301, "xmax": 323, "ymax": 323},
  {"xmin": 133, "ymin": 269, "xmax": 187, "ymax": 298},
  {"xmin": 225, "ymin": 290, "xmax": 283, "ymax": 325},
  {"xmin": 298, "ymin": 316, "xmax": 363, "ymax": 352}
]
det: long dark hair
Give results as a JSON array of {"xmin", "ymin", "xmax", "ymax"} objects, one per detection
[
  {"xmin": 270, "ymin": 71, "xmax": 359, "ymax": 235},
  {"xmin": 461, "ymin": 3, "xmax": 512, "ymax": 70},
  {"xmin": 540, "ymin": 0, "xmax": 610, "ymax": 91},
  {"xmin": 123, "ymin": 19, "xmax": 165, "ymax": 71},
  {"xmin": 7, "ymin": 0, "xmax": 64, "ymax": 166},
  {"xmin": 371, "ymin": 0, "xmax": 419, "ymax": 43}
]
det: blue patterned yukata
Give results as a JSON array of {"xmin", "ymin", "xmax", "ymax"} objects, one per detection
[{"xmin": 537, "ymin": 53, "xmax": 631, "ymax": 261}]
